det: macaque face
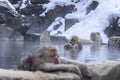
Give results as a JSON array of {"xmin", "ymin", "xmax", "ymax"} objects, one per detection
[
  {"xmin": 46, "ymin": 48, "xmax": 60, "ymax": 64},
  {"xmin": 70, "ymin": 39, "xmax": 76, "ymax": 45},
  {"xmin": 49, "ymin": 51, "xmax": 60, "ymax": 64}
]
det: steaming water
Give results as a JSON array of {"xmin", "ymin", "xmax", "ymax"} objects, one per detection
[{"xmin": 0, "ymin": 40, "xmax": 120, "ymax": 69}]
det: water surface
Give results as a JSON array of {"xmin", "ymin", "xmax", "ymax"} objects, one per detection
[{"xmin": 0, "ymin": 40, "xmax": 120, "ymax": 69}]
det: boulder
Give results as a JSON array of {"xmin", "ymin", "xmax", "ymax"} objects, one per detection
[
  {"xmin": 20, "ymin": 4, "xmax": 75, "ymax": 35},
  {"xmin": 30, "ymin": 0, "xmax": 50, "ymax": 4},
  {"xmin": 0, "ymin": 25, "xmax": 24, "ymax": 41},
  {"xmin": 104, "ymin": 16, "xmax": 120, "ymax": 38},
  {"xmin": 0, "ymin": 26, "xmax": 14, "ymax": 39},
  {"xmin": 108, "ymin": 36, "xmax": 120, "ymax": 49},
  {"xmin": 14, "ymin": 32, "xmax": 24, "ymax": 41},
  {"xmin": 88, "ymin": 60, "xmax": 120, "ymax": 80},
  {"xmin": 8, "ymin": 0, "xmax": 20, "ymax": 4},
  {"xmin": 86, "ymin": 1, "xmax": 99, "ymax": 14},
  {"xmin": 20, "ymin": 5, "xmax": 45, "ymax": 15},
  {"xmin": 65, "ymin": 19, "xmax": 79, "ymax": 31},
  {"xmin": 0, "ymin": 1, "xmax": 22, "ymax": 31},
  {"xmin": 50, "ymin": 35, "xmax": 68, "ymax": 42},
  {"xmin": 1, "ymin": 60, "xmax": 120, "ymax": 80},
  {"xmin": 0, "ymin": 69, "xmax": 80, "ymax": 80}
]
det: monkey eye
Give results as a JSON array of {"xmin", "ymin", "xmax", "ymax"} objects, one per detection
[{"xmin": 71, "ymin": 39, "xmax": 75, "ymax": 42}]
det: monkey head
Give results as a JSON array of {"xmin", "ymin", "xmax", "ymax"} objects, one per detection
[
  {"xmin": 34, "ymin": 45, "xmax": 61, "ymax": 64},
  {"xmin": 70, "ymin": 35, "xmax": 79, "ymax": 46}
]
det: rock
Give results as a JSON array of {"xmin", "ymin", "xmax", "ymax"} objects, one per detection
[
  {"xmin": 71, "ymin": 0, "xmax": 80, "ymax": 3},
  {"xmin": 108, "ymin": 36, "xmax": 120, "ymax": 49},
  {"xmin": 30, "ymin": 0, "xmax": 50, "ymax": 4},
  {"xmin": 50, "ymin": 35, "xmax": 68, "ymax": 42},
  {"xmin": 104, "ymin": 16, "xmax": 120, "ymax": 38},
  {"xmin": 65, "ymin": 19, "xmax": 79, "ymax": 31},
  {"xmin": 88, "ymin": 60, "xmax": 120, "ymax": 80},
  {"xmin": 0, "ymin": 69, "xmax": 80, "ymax": 80},
  {"xmin": 20, "ymin": 5, "xmax": 75, "ymax": 35},
  {"xmin": 86, "ymin": 1, "xmax": 99, "ymax": 14},
  {"xmin": 0, "ymin": 1, "xmax": 22, "ymax": 30},
  {"xmin": 1, "ymin": 60, "xmax": 120, "ymax": 80},
  {"xmin": 20, "ymin": 5, "xmax": 45, "ymax": 15},
  {"xmin": 8, "ymin": 0, "xmax": 20, "ymax": 4},
  {"xmin": 14, "ymin": 32, "xmax": 24, "ymax": 41},
  {"xmin": 0, "ymin": 25, "xmax": 24, "ymax": 41},
  {"xmin": 0, "ymin": 26, "xmax": 14, "ymax": 40}
]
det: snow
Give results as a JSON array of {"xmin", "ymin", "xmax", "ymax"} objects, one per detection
[
  {"xmin": 20, "ymin": 0, "xmax": 27, "ymax": 9},
  {"xmin": 40, "ymin": 0, "xmax": 73, "ymax": 16},
  {"xmin": 47, "ymin": 17, "xmax": 65, "ymax": 36},
  {"xmin": 7, "ymin": 0, "xmax": 120, "ymax": 43},
  {"xmin": 0, "ymin": 0, "xmax": 16, "ymax": 11},
  {"xmin": 47, "ymin": 0, "xmax": 120, "ymax": 43}
]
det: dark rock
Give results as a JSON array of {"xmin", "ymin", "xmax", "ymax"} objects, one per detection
[
  {"xmin": 0, "ymin": 25, "xmax": 23, "ymax": 40},
  {"xmin": 0, "ymin": 5, "xmax": 22, "ymax": 30},
  {"xmin": 8, "ymin": 0, "xmax": 20, "ymax": 4},
  {"xmin": 86, "ymin": 1, "xmax": 99, "ymax": 14},
  {"xmin": 30, "ymin": 0, "xmax": 50, "ymax": 4},
  {"xmin": 17, "ymin": 16, "xmax": 30, "ymax": 36},
  {"xmin": 65, "ymin": 19, "xmax": 79, "ymax": 31},
  {"xmin": 0, "ymin": 1, "xmax": 23, "ymax": 40},
  {"xmin": 0, "ymin": 13, "xmax": 6, "ymax": 24},
  {"xmin": 71, "ymin": 0, "xmax": 80, "ymax": 3},
  {"xmin": 13, "ymin": 32, "xmax": 24, "ymax": 41},
  {"xmin": 108, "ymin": 36, "xmax": 120, "ymax": 49},
  {"xmin": 25, "ymin": 16, "xmax": 42, "ymax": 33},
  {"xmin": 20, "ymin": 5, "xmax": 45, "ymax": 16},
  {"xmin": 24, "ymin": 34, "xmax": 40, "ymax": 41},
  {"xmin": 0, "ymin": 26, "xmax": 14, "ymax": 39},
  {"xmin": 20, "ymin": 5, "xmax": 75, "ymax": 36},
  {"xmin": 104, "ymin": 16, "xmax": 120, "ymax": 37},
  {"xmin": 50, "ymin": 35, "xmax": 68, "ymax": 42},
  {"xmin": 41, "ymin": 5, "xmax": 75, "ymax": 31}
]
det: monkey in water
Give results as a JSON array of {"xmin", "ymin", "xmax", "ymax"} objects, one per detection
[
  {"xmin": 90, "ymin": 32, "xmax": 103, "ymax": 44},
  {"xmin": 18, "ymin": 45, "xmax": 92, "ymax": 79},
  {"xmin": 64, "ymin": 35, "xmax": 83, "ymax": 52}
]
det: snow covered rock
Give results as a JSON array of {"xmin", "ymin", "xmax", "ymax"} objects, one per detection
[
  {"xmin": 105, "ymin": 16, "xmax": 120, "ymax": 38},
  {"xmin": 108, "ymin": 36, "xmax": 120, "ymax": 49},
  {"xmin": 0, "ymin": 1, "xmax": 21, "ymax": 29}
]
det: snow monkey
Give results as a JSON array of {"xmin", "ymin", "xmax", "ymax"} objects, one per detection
[
  {"xmin": 19, "ymin": 45, "xmax": 92, "ymax": 79},
  {"xmin": 64, "ymin": 35, "xmax": 83, "ymax": 52},
  {"xmin": 90, "ymin": 32, "xmax": 103, "ymax": 44}
]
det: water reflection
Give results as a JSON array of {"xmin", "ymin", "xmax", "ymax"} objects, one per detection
[
  {"xmin": 0, "ymin": 40, "xmax": 120, "ymax": 69},
  {"xmin": 0, "ymin": 41, "xmax": 23, "ymax": 69},
  {"xmin": 64, "ymin": 49, "xmax": 81, "ymax": 60}
]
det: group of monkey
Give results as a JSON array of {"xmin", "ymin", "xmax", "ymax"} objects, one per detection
[
  {"xmin": 18, "ymin": 32, "xmax": 103, "ymax": 80},
  {"xmin": 64, "ymin": 32, "xmax": 103, "ymax": 52}
]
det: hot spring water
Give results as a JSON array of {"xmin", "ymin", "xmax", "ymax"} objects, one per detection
[{"xmin": 0, "ymin": 40, "xmax": 120, "ymax": 69}]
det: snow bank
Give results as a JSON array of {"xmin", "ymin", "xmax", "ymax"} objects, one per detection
[{"xmin": 47, "ymin": 0, "xmax": 120, "ymax": 43}]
